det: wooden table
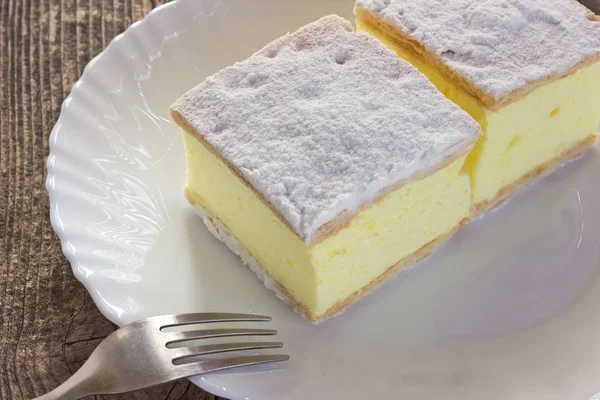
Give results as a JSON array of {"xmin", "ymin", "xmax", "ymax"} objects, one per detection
[
  {"xmin": 2, "ymin": 0, "xmax": 600, "ymax": 399},
  {"xmin": 0, "ymin": 0, "xmax": 221, "ymax": 398}
]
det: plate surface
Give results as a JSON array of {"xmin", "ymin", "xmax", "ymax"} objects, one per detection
[{"xmin": 46, "ymin": 1, "xmax": 600, "ymax": 399}]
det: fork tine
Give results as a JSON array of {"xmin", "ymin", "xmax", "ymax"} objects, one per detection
[
  {"xmin": 171, "ymin": 342, "xmax": 284, "ymax": 362},
  {"xmin": 158, "ymin": 313, "xmax": 271, "ymax": 329},
  {"xmin": 177, "ymin": 354, "xmax": 290, "ymax": 375},
  {"xmin": 165, "ymin": 328, "xmax": 277, "ymax": 346}
]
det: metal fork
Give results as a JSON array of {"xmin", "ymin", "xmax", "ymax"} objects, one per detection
[{"xmin": 35, "ymin": 313, "xmax": 289, "ymax": 400}]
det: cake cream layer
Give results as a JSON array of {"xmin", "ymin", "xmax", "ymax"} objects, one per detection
[
  {"xmin": 356, "ymin": 18, "xmax": 600, "ymax": 209},
  {"xmin": 171, "ymin": 15, "xmax": 480, "ymax": 323},
  {"xmin": 182, "ymin": 129, "xmax": 470, "ymax": 322}
]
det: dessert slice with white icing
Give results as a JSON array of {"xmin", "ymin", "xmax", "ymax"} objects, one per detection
[
  {"xmin": 355, "ymin": 0, "xmax": 600, "ymax": 216},
  {"xmin": 170, "ymin": 15, "xmax": 480, "ymax": 323}
]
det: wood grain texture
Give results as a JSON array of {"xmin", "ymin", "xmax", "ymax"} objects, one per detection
[
  {"xmin": 0, "ymin": 0, "xmax": 221, "ymax": 398},
  {"xmin": 581, "ymin": 0, "xmax": 600, "ymax": 12}
]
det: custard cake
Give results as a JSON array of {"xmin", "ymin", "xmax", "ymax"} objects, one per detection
[
  {"xmin": 355, "ymin": 0, "xmax": 600, "ymax": 215},
  {"xmin": 170, "ymin": 16, "xmax": 480, "ymax": 323}
]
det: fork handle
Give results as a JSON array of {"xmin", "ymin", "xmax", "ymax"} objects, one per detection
[{"xmin": 34, "ymin": 358, "xmax": 100, "ymax": 400}]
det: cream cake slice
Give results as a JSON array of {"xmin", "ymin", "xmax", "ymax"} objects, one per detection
[
  {"xmin": 170, "ymin": 15, "xmax": 481, "ymax": 323},
  {"xmin": 355, "ymin": 0, "xmax": 600, "ymax": 216}
]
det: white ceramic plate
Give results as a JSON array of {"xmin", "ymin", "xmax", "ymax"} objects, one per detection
[{"xmin": 46, "ymin": 0, "xmax": 600, "ymax": 399}]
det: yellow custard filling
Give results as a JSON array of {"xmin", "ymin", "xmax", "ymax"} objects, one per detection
[
  {"xmin": 357, "ymin": 20, "xmax": 600, "ymax": 207},
  {"xmin": 183, "ymin": 131, "xmax": 470, "ymax": 321}
]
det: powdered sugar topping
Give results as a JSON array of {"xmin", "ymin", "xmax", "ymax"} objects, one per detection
[
  {"xmin": 171, "ymin": 16, "xmax": 480, "ymax": 244},
  {"xmin": 356, "ymin": 0, "xmax": 600, "ymax": 100}
]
